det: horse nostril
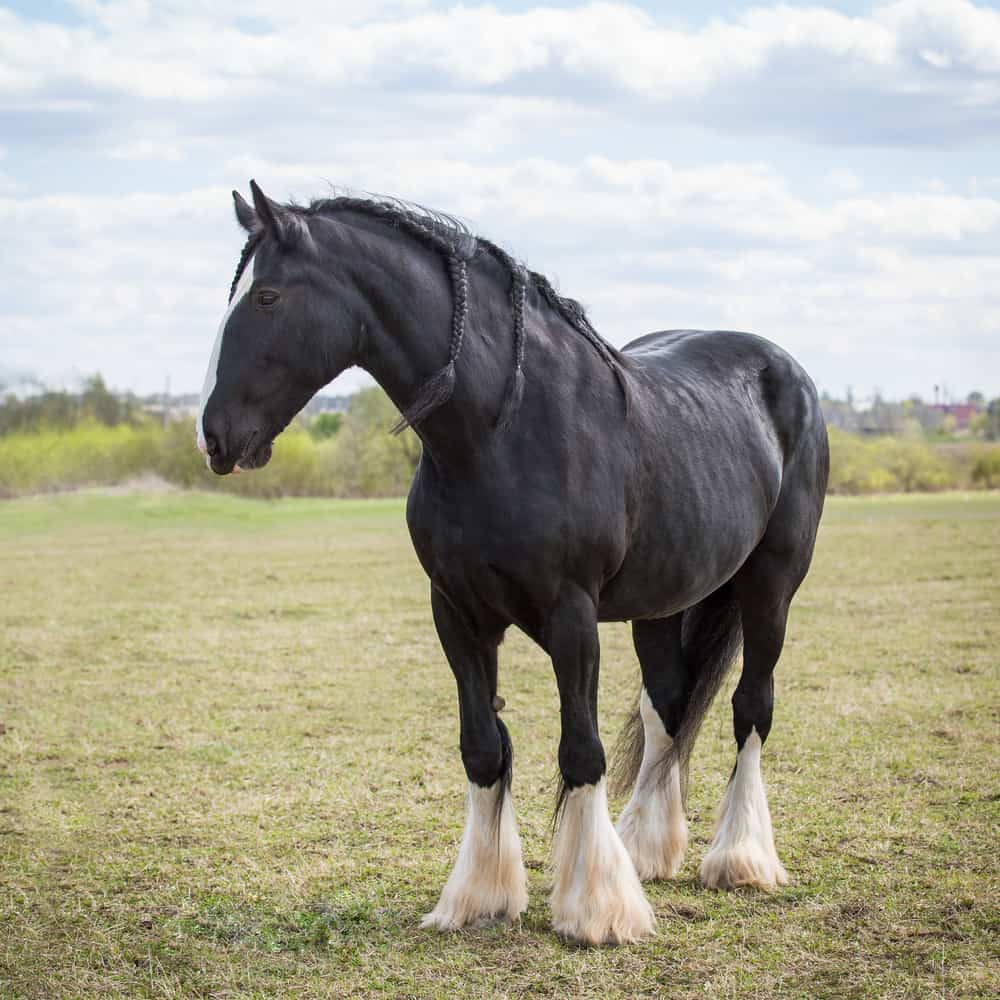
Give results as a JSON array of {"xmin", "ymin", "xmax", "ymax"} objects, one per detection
[{"xmin": 204, "ymin": 434, "xmax": 220, "ymax": 458}]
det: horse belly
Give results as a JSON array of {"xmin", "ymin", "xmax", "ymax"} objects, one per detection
[
  {"xmin": 596, "ymin": 532, "xmax": 753, "ymax": 621},
  {"xmin": 596, "ymin": 462, "xmax": 778, "ymax": 622}
]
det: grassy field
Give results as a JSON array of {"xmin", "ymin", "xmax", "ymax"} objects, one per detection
[{"xmin": 1, "ymin": 490, "xmax": 997, "ymax": 998}]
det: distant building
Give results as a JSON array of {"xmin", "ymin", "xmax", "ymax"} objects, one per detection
[
  {"xmin": 929, "ymin": 403, "xmax": 980, "ymax": 430},
  {"xmin": 303, "ymin": 394, "xmax": 352, "ymax": 415},
  {"xmin": 137, "ymin": 391, "xmax": 351, "ymax": 422}
]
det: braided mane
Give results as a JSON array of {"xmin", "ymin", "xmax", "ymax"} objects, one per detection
[{"xmin": 228, "ymin": 231, "xmax": 262, "ymax": 303}]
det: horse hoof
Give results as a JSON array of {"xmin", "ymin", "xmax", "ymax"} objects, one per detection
[
  {"xmin": 551, "ymin": 895, "xmax": 656, "ymax": 946},
  {"xmin": 551, "ymin": 779, "xmax": 656, "ymax": 945},
  {"xmin": 616, "ymin": 804, "xmax": 688, "ymax": 882},
  {"xmin": 421, "ymin": 904, "xmax": 524, "ymax": 933},
  {"xmin": 700, "ymin": 846, "xmax": 788, "ymax": 892}
]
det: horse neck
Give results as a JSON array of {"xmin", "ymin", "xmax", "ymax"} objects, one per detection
[{"xmin": 337, "ymin": 227, "xmax": 511, "ymax": 465}]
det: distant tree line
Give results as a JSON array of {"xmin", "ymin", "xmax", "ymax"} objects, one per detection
[
  {"xmin": 0, "ymin": 380, "xmax": 420, "ymax": 499},
  {"xmin": 0, "ymin": 375, "xmax": 140, "ymax": 434},
  {"xmin": 821, "ymin": 390, "xmax": 999, "ymax": 440},
  {"xmin": 1, "ymin": 376, "xmax": 999, "ymax": 498}
]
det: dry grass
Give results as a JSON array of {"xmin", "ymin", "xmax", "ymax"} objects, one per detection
[{"xmin": 1, "ymin": 490, "xmax": 998, "ymax": 998}]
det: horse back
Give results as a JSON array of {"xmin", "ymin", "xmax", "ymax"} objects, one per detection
[{"xmin": 622, "ymin": 329, "xmax": 822, "ymax": 471}]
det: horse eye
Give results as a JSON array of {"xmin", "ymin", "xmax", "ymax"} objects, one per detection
[{"xmin": 257, "ymin": 289, "xmax": 280, "ymax": 308}]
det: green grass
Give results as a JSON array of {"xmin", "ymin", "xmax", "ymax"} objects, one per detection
[{"xmin": 2, "ymin": 490, "xmax": 998, "ymax": 998}]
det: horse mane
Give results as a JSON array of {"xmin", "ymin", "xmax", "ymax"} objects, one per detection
[
  {"xmin": 229, "ymin": 193, "xmax": 631, "ymax": 431},
  {"xmin": 228, "ymin": 231, "xmax": 262, "ymax": 303}
]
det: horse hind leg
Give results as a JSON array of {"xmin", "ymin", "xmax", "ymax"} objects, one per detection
[
  {"xmin": 614, "ymin": 586, "xmax": 744, "ymax": 882},
  {"xmin": 422, "ymin": 588, "xmax": 528, "ymax": 930},
  {"xmin": 700, "ymin": 491, "xmax": 820, "ymax": 891},
  {"xmin": 614, "ymin": 614, "xmax": 689, "ymax": 881},
  {"xmin": 699, "ymin": 585, "xmax": 789, "ymax": 892}
]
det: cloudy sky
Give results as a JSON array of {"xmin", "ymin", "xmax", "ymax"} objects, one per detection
[{"xmin": 1, "ymin": 0, "xmax": 998, "ymax": 402}]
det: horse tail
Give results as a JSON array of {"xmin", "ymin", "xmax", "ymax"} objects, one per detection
[{"xmin": 611, "ymin": 583, "xmax": 743, "ymax": 800}]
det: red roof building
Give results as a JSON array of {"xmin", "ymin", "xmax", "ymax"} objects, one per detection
[{"xmin": 929, "ymin": 404, "xmax": 979, "ymax": 429}]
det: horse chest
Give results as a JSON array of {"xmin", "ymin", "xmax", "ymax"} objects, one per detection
[{"xmin": 407, "ymin": 475, "xmax": 620, "ymax": 625}]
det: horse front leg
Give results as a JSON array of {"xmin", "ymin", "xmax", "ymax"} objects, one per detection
[
  {"xmin": 548, "ymin": 585, "xmax": 655, "ymax": 945},
  {"xmin": 421, "ymin": 587, "xmax": 528, "ymax": 931}
]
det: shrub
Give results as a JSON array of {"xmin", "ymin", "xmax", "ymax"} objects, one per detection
[
  {"xmin": 971, "ymin": 447, "xmax": 1000, "ymax": 489},
  {"xmin": 150, "ymin": 390, "xmax": 420, "ymax": 499},
  {"xmin": 826, "ymin": 427, "xmax": 954, "ymax": 494},
  {"xmin": 0, "ymin": 422, "xmax": 160, "ymax": 494},
  {"xmin": 827, "ymin": 428, "xmax": 895, "ymax": 494},
  {"xmin": 155, "ymin": 420, "xmax": 330, "ymax": 497},
  {"xmin": 2, "ymin": 399, "xmax": 991, "ymax": 499},
  {"xmin": 221, "ymin": 426, "xmax": 328, "ymax": 498},
  {"xmin": 320, "ymin": 389, "xmax": 420, "ymax": 498},
  {"xmin": 156, "ymin": 419, "xmax": 209, "ymax": 488},
  {"xmin": 310, "ymin": 412, "xmax": 343, "ymax": 439},
  {"xmin": 874, "ymin": 435, "xmax": 952, "ymax": 492}
]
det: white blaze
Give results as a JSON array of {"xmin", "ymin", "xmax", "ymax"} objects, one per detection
[{"xmin": 196, "ymin": 257, "xmax": 256, "ymax": 459}]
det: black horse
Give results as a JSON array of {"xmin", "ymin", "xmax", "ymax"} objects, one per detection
[{"xmin": 197, "ymin": 181, "xmax": 828, "ymax": 945}]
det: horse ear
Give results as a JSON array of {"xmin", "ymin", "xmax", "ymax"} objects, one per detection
[
  {"xmin": 249, "ymin": 178, "xmax": 297, "ymax": 246},
  {"xmin": 233, "ymin": 190, "xmax": 259, "ymax": 232}
]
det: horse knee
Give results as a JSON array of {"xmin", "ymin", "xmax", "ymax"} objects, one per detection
[
  {"xmin": 645, "ymin": 673, "xmax": 690, "ymax": 737},
  {"xmin": 461, "ymin": 727, "xmax": 504, "ymax": 787},
  {"xmin": 559, "ymin": 735, "xmax": 606, "ymax": 789}
]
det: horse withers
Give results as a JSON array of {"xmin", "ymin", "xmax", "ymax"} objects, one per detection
[{"xmin": 197, "ymin": 180, "xmax": 829, "ymax": 945}]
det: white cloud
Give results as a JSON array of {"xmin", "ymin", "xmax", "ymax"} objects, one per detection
[
  {"xmin": 835, "ymin": 191, "xmax": 1000, "ymax": 241},
  {"xmin": 225, "ymin": 154, "xmax": 1000, "ymax": 253},
  {"xmin": 1, "ymin": 2, "xmax": 998, "ymax": 399},
  {"xmin": 1, "ymin": 2, "xmax": 998, "ymax": 145},
  {"xmin": 108, "ymin": 139, "xmax": 185, "ymax": 162},
  {"xmin": 825, "ymin": 168, "xmax": 864, "ymax": 195},
  {"xmin": 3, "ymin": 154, "xmax": 998, "ymax": 397},
  {"xmin": 880, "ymin": 0, "xmax": 1000, "ymax": 73}
]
